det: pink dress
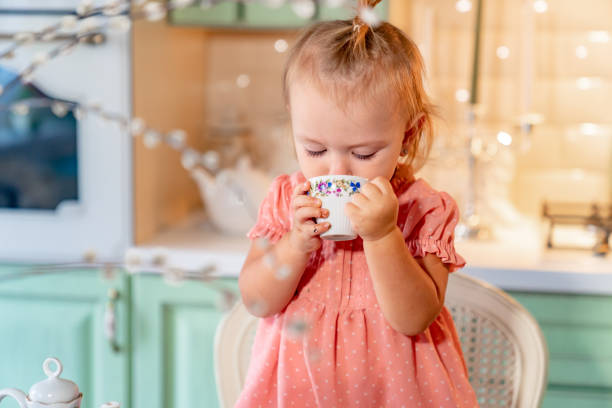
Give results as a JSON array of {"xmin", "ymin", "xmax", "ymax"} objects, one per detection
[{"xmin": 235, "ymin": 169, "xmax": 479, "ymax": 408}]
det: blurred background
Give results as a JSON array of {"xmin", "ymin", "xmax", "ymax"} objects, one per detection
[{"xmin": 0, "ymin": 1, "xmax": 610, "ymax": 408}]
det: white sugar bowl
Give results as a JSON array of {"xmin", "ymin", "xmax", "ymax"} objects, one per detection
[{"xmin": 0, "ymin": 357, "xmax": 83, "ymax": 408}]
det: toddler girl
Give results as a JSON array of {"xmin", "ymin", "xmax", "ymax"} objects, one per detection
[{"xmin": 236, "ymin": 1, "xmax": 478, "ymax": 406}]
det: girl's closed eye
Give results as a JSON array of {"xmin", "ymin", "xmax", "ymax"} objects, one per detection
[
  {"xmin": 305, "ymin": 148, "xmax": 326, "ymax": 157},
  {"xmin": 353, "ymin": 151, "xmax": 376, "ymax": 160}
]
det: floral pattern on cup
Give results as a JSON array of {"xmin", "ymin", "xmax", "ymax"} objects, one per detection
[{"xmin": 308, "ymin": 178, "xmax": 363, "ymax": 198}]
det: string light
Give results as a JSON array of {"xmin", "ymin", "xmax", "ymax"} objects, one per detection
[
  {"xmin": 263, "ymin": 252, "xmax": 276, "ymax": 268},
  {"xmin": 236, "ymin": 74, "xmax": 251, "ymax": 88},
  {"xmin": 588, "ymin": 30, "xmax": 610, "ymax": 44},
  {"xmin": 575, "ymin": 45, "xmax": 588, "ymax": 59},
  {"xmin": 201, "ymin": 150, "xmax": 221, "ymax": 171},
  {"xmin": 325, "ymin": 0, "xmax": 345, "ymax": 8},
  {"xmin": 164, "ymin": 267, "xmax": 186, "ymax": 286},
  {"xmin": 166, "ymin": 129, "xmax": 187, "ymax": 150},
  {"xmin": 455, "ymin": 89, "xmax": 470, "ymax": 103},
  {"xmin": 123, "ymin": 248, "xmax": 142, "ymax": 273},
  {"xmin": 76, "ymin": 0, "xmax": 95, "ymax": 16},
  {"xmin": 286, "ymin": 317, "xmax": 310, "ymax": 338},
  {"xmin": 496, "ymin": 131, "xmax": 513, "ymax": 146},
  {"xmin": 291, "ymin": 0, "xmax": 316, "ymax": 19},
  {"xmin": 495, "ymin": 45, "xmax": 510, "ymax": 60},
  {"xmin": 255, "ymin": 237, "xmax": 271, "ymax": 250},
  {"xmin": 109, "ymin": 15, "xmax": 132, "ymax": 32},
  {"xmin": 274, "ymin": 39, "xmax": 289, "ymax": 53},
  {"xmin": 61, "ymin": 16, "xmax": 79, "ymax": 30},
  {"xmin": 83, "ymin": 249, "xmax": 98, "ymax": 263},
  {"xmin": 143, "ymin": 2, "xmax": 167, "ymax": 21},
  {"xmin": 51, "ymin": 101, "xmax": 71, "ymax": 117},
  {"xmin": 181, "ymin": 148, "xmax": 200, "ymax": 170},
  {"xmin": 129, "ymin": 117, "xmax": 146, "ymax": 136},
  {"xmin": 455, "ymin": 0, "xmax": 472, "ymax": 13},
  {"xmin": 143, "ymin": 129, "xmax": 162, "ymax": 148},
  {"xmin": 533, "ymin": 0, "xmax": 548, "ymax": 13},
  {"xmin": 275, "ymin": 264, "xmax": 291, "ymax": 280}
]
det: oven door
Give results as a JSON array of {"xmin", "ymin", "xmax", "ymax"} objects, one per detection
[{"xmin": 0, "ymin": 11, "xmax": 131, "ymax": 262}]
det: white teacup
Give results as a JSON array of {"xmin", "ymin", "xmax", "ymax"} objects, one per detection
[{"xmin": 308, "ymin": 175, "xmax": 369, "ymax": 241}]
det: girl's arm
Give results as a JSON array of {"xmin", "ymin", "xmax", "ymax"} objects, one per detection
[
  {"xmin": 239, "ymin": 232, "xmax": 311, "ymax": 317},
  {"xmin": 363, "ymin": 227, "xmax": 449, "ymax": 336},
  {"xmin": 346, "ymin": 176, "xmax": 451, "ymax": 336},
  {"xmin": 239, "ymin": 180, "xmax": 330, "ymax": 317}
]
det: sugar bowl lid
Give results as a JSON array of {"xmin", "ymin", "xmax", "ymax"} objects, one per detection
[{"xmin": 28, "ymin": 358, "xmax": 81, "ymax": 404}]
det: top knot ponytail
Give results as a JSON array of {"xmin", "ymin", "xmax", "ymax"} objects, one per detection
[{"xmin": 352, "ymin": 0, "xmax": 384, "ymax": 51}]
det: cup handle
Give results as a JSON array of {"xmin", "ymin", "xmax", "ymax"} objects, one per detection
[{"xmin": 0, "ymin": 388, "xmax": 28, "ymax": 408}]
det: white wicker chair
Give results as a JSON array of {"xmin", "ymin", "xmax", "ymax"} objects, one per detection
[{"xmin": 214, "ymin": 273, "xmax": 548, "ymax": 408}]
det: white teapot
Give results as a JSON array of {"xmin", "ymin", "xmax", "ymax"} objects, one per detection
[
  {"xmin": 0, "ymin": 358, "xmax": 82, "ymax": 408},
  {"xmin": 191, "ymin": 156, "xmax": 272, "ymax": 236}
]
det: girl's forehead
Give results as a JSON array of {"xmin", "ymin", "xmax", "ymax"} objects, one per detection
[{"xmin": 290, "ymin": 81, "xmax": 402, "ymax": 132}]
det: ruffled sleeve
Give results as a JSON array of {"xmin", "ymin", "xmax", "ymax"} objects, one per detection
[
  {"xmin": 246, "ymin": 172, "xmax": 303, "ymax": 243},
  {"xmin": 398, "ymin": 180, "xmax": 466, "ymax": 272}
]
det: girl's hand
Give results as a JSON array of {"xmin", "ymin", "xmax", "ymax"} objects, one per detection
[
  {"xmin": 345, "ymin": 176, "xmax": 398, "ymax": 242},
  {"xmin": 288, "ymin": 181, "xmax": 330, "ymax": 254}
]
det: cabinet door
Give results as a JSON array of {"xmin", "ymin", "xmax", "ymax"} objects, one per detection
[
  {"xmin": 132, "ymin": 275, "xmax": 238, "ymax": 408},
  {"xmin": 0, "ymin": 265, "xmax": 130, "ymax": 408},
  {"xmin": 510, "ymin": 291, "xmax": 612, "ymax": 408}
]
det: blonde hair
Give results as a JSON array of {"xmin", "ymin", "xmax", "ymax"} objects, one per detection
[{"xmin": 282, "ymin": 0, "xmax": 435, "ymax": 171}]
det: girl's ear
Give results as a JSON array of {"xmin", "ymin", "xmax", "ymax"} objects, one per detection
[{"xmin": 402, "ymin": 112, "xmax": 425, "ymax": 146}]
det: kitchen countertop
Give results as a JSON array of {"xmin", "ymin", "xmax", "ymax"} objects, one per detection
[{"xmin": 138, "ymin": 212, "xmax": 612, "ymax": 295}]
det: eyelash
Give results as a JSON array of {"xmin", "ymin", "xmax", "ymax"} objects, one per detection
[
  {"xmin": 306, "ymin": 149, "xmax": 325, "ymax": 157},
  {"xmin": 305, "ymin": 149, "xmax": 376, "ymax": 160},
  {"xmin": 353, "ymin": 152, "xmax": 376, "ymax": 160}
]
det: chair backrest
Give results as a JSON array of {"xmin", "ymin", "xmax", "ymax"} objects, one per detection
[
  {"xmin": 445, "ymin": 273, "xmax": 548, "ymax": 408},
  {"xmin": 214, "ymin": 300, "xmax": 259, "ymax": 408},
  {"xmin": 214, "ymin": 273, "xmax": 548, "ymax": 408}
]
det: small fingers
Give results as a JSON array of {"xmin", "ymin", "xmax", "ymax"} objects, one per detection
[
  {"xmin": 369, "ymin": 177, "xmax": 394, "ymax": 195},
  {"xmin": 361, "ymin": 181, "xmax": 382, "ymax": 197},
  {"xmin": 294, "ymin": 206, "xmax": 329, "ymax": 224},
  {"xmin": 293, "ymin": 181, "xmax": 311, "ymax": 197},
  {"xmin": 350, "ymin": 192, "xmax": 369, "ymax": 208},
  {"xmin": 292, "ymin": 194, "xmax": 322, "ymax": 212},
  {"xmin": 345, "ymin": 202, "xmax": 361, "ymax": 220},
  {"xmin": 309, "ymin": 222, "xmax": 330, "ymax": 236}
]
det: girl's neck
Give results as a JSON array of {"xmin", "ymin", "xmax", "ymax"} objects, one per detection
[{"xmin": 391, "ymin": 163, "xmax": 415, "ymax": 193}]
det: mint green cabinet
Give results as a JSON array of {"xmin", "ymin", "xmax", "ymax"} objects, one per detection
[
  {"xmin": 510, "ymin": 291, "xmax": 612, "ymax": 408},
  {"xmin": 169, "ymin": 1, "xmax": 389, "ymax": 28},
  {"xmin": 6, "ymin": 263, "xmax": 611, "ymax": 408},
  {"xmin": 243, "ymin": 3, "xmax": 311, "ymax": 28},
  {"xmin": 131, "ymin": 275, "xmax": 238, "ymax": 408},
  {"xmin": 0, "ymin": 265, "xmax": 130, "ymax": 408},
  {"xmin": 169, "ymin": 2, "xmax": 238, "ymax": 26}
]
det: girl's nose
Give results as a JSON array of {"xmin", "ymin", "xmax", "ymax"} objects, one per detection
[{"xmin": 329, "ymin": 153, "xmax": 350, "ymax": 175}]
